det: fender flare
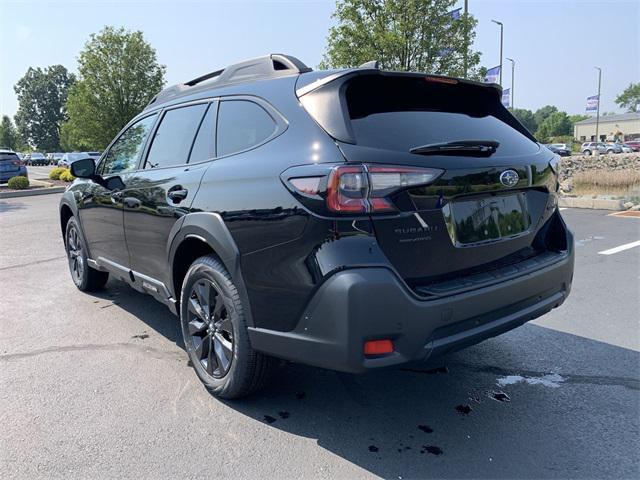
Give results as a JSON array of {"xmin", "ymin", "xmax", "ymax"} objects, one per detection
[{"xmin": 168, "ymin": 212, "xmax": 255, "ymax": 327}]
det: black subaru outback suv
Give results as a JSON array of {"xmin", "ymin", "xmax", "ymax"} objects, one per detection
[{"xmin": 60, "ymin": 54, "xmax": 574, "ymax": 398}]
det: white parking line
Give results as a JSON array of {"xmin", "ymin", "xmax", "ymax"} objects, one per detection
[
  {"xmin": 598, "ymin": 240, "xmax": 640, "ymax": 256},
  {"xmin": 559, "ymin": 208, "xmax": 567, "ymax": 211}
]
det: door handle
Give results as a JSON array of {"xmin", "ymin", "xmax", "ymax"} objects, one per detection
[{"xmin": 168, "ymin": 186, "xmax": 188, "ymax": 203}]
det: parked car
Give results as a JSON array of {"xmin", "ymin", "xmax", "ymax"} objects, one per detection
[
  {"xmin": 546, "ymin": 143, "xmax": 571, "ymax": 156},
  {"xmin": 26, "ymin": 152, "xmax": 47, "ymax": 166},
  {"xmin": 47, "ymin": 152, "xmax": 64, "ymax": 165},
  {"xmin": 0, "ymin": 149, "xmax": 28, "ymax": 183},
  {"xmin": 59, "ymin": 54, "xmax": 574, "ymax": 398},
  {"xmin": 605, "ymin": 143, "xmax": 622, "ymax": 154},
  {"xmin": 580, "ymin": 142, "xmax": 619, "ymax": 155},
  {"xmin": 623, "ymin": 140, "xmax": 640, "ymax": 152},
  {"xmin": 620, "ymin": 143, "xmax": 635, "ymax": 153},
  {"xmin": 58, "ymin": 152, "xmax": 90, "ymax": 168}
]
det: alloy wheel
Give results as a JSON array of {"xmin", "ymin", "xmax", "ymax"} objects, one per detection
[
  {"xmin": 187, "ymin": 279, "xmax": 234, "ymax": 379},
  {"xmin": 66, "ymin": 225, "xmax": 84, "ymax": 284}
]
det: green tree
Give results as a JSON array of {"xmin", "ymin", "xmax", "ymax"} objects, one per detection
[
  {"xmin": 13, "ymin": 65, "xmax": 75, "ymax": 151},
  {"xmin": 615, "ymin": 83, "xmax": 640, "ymax": 112},
  {"xmin": 64, "ymin": 26, "xmax": 166, "ymax": 149},
  {"xmin": 0, "ymin": 115, "xmax": 25, "ymax": 150},
  {"xmin": 512, "ymin": 108, "xmax": 537, "ymax": 134},
  {"xmin": 533, "ymin": 105, "xmax": 558, "ymax": 129},
  {"xmin": 535, "ymin": 111, "xmax": 572, "ymax": 143},
  {"xmin": 320, "ymin": 0, "xmax": 483, "ymax": 79}
]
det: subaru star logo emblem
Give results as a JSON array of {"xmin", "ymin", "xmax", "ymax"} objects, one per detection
[{"xmin": 499, "ymin": 169, "xmax": 519, "ymax": 187}]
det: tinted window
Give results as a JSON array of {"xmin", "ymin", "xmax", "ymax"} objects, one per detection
[
  {"xmin": 101, "ymin": 114, "xmax": 157, "ymax": 175},
  {"xmin": 217, "ymin": 100, "xmax": 276, "ymax": 157},
  {"xmin": 345, "ymin": 76, "xmax": 539, "ymax": 157},
  {"xmin": 189, "ymin": 103, "xmax": 216, "ymax": 163},
  {"xmin": 145, "ymin": 104, "xmax": 207, "ymax": 169}
]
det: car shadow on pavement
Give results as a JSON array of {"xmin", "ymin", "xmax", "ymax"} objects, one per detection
[
  {"xmin": 224, "ymin": 325, "xmax": 640, "ymax": 479},
  {"xmin": 91, "ymin": 279, "xmax": 640, "ymax": 479}
]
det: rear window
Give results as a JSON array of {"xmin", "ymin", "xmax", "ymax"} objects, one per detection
[
  {"xmin": 345, "ymin": 76, "xmax": 538, "ymax": 157},
  {"xmin": 0, "ymin": 153, "xmax": 19, "ymax": 161}
]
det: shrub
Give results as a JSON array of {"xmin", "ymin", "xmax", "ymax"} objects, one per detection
[
  {"xmin": 49, "ymin": 167, "xmax": 67, "ymax": 180},
  {"xmin": 59, "ymin": 169, "xmax": 76, "ymax": 182},
  {"xmin": 7, "ymin": 175, "xmax": 30, "ymax": 189}
]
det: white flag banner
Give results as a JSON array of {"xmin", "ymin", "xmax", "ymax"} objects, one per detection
[
  {"xmin": 484, "ymin": 66, "xmax": 501, "ymax": 84},
  {"xmin": 501, "ymin": 88, "xmax": 510, "ymax": 107}
]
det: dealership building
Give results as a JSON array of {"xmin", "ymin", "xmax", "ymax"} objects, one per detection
[{"xmin": 574, "ymin": 112, "xmax": 640, "ymax": 142}]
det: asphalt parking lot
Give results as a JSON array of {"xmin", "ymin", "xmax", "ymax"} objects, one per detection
[{"xmin": 1, "ymin": 193, "xmax": 639, "ymax": 479}]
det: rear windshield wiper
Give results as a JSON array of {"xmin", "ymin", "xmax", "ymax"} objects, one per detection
[{"xmin": 410, "ymin": 140, "xmax": 500, "ymax": 156}]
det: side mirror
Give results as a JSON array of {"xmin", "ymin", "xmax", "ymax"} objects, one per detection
[{"xmin": 70, "ymin": 157, "xmax": 96, "ymax": 178}]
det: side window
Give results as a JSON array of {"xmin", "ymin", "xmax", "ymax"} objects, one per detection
[
  {"xmin": 216, "ymin": 100, "xmax": 276, "ymax": 157},
  {"xmin": 100, "ymin": 114, "xmax": 157, "ymax": 175},
  {"xmin": 188, "ymin": 103, "xmax": 217, "ymax": 163},
  {"xmin": 145, "ymin": 103, "xmax": 208, "ymax": 169}
]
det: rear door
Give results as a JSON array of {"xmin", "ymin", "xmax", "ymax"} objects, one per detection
[{"xmin": 123, "ymin": 101, "xmax": 216, "ymax": 288}]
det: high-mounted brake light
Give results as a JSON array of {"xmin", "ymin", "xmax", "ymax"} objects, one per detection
[
  {"xmin": 424, "ymin": 76, "xmax": 458, "ymax": 84},
  {"xmin": 325, "ymin": 164, "xmax": 442, "ymax": 214}
]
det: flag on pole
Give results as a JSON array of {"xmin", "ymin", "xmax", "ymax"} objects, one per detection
[
  {"xmin": 585, "ymin": 95, "xmax": 599, "ymax": 113},
  {"xmin": 448, "ymin": 8, "xmax": 462, "ymax": 20},
  {"xmin": 484, "ymin": 66, "xmax": 501, "ymax": 84},
  {"xmin": 501, "ymin": 88, "xmax": 511, "ymax": 107}
]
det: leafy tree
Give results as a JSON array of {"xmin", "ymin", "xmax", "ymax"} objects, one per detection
[
  {"xmin": 64, "ymin": 26, "xmax": 166, "ymax": 150},
  {"xmin": 0, "ymin": 115, "xmax": 25, "ymax": 150},
  {"xmin": 533, "ymin": 105, "xmax": 558, "ymax": 129},
  {"xmin": 535, "ymin": 111, "xmax": 572, "ymax": 143},
  {"xmin": 320, "ymin": 0, "xmax": 483, "ymax": 80},
  {"xmin": 511, "ymin": 108, "xmax": 537, "ymax": 134},
  {"xmin": 13, "ymin": 65, "xmax": 75, "ymax": 151},
  {"xmin": 615, "ymin": 83, "xmax": 640, "ymax": 112}
]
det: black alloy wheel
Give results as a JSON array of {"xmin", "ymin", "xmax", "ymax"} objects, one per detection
[
  {"xmin": 66, "ymin": 222, "xmax": 85, "ymax": 286},
  {"xmin": 186, "ymin": 279, "xmax": 234, "ymax": 379}
]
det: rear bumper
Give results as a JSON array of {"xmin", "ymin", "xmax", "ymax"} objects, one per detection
[{"xmin": 249, "ymin": 232, "xmax": 574, "ymax": 373}]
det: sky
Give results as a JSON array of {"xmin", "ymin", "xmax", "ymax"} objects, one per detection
[{"xmin": 0, "ymin": 0, "xmax": 638, "ymax": 118}]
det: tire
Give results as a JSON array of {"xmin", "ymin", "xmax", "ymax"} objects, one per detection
[
  {"xmin": 606, "ymin": 149, "xmax": 613, "ymax": 154},
  {"xmin": 180, "ymin": 255, "xmax": 275, "ymax": 399},
  {"xmin": 65, "ymin": 217, "xmax": 109, "ymax": 291},
  {"xmin": 583, "ymin": 149, "xmax": 591, "ymax": 155}
]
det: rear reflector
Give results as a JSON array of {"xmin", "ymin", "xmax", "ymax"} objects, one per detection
[{"xmin": 364, "ymin": 339, "xmax": 394, "ymax": 356}]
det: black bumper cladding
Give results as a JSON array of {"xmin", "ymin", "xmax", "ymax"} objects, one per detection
[{"xmin": 248, "ymin": 229, "xmax": 574, "ymax": 373}]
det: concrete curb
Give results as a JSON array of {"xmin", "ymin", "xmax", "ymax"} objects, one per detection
[
  {"xmin": 559, "ymin": 196, "xmax": 625, "ymax": 211},
  {"xmin": 0, "ymin": 186, "xmax": 66, "ymax": 199}
]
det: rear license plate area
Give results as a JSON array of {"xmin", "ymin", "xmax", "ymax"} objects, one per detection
[{"xmin": 443, "ymin": 192, "xmax": 530, "ymax": 246}]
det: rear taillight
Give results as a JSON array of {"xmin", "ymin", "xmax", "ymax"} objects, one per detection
[{"xmin": 325, "ymin": 164, "xmax": 442, "ymax": 214}]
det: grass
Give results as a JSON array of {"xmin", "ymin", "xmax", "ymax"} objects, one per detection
[{"xmin": 573, "ymin": 169, "xmax": 640, "ymax": 189}]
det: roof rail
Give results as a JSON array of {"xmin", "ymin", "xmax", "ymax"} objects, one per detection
[{"xmin": 147, "ymin": 54, "xmax": 311, "ymax": 108}]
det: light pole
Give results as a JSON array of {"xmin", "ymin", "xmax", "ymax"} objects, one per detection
[
  {"xmin": 491, "ymin": 19, "xmax": 504, "ymax": 86},
  {"xmin": 463, "ymin": 0, "xmax": 469, "ymax": 78},
  {"xmin": 594, "ymin": 66, "xmax": 602, "ymax": 143},
  {"xmin": 506, "ymin": 57, "xmax": 515, "ymax": 109}
]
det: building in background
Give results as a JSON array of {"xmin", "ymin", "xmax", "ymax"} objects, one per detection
[{"xmin": 574, "ymin": 113, "xmax": 640, "ymax": 142}]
